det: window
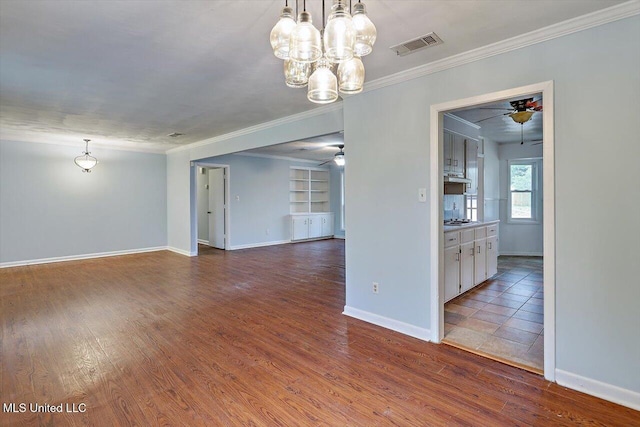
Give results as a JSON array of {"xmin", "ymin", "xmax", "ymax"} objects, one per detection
[
  {"xmin": 466, "ymin": 195, "xmax": 478, "ymax": 221},
  {"xmin": 508, "ymin": 159, "xmax": 539, "ymax": 222}
]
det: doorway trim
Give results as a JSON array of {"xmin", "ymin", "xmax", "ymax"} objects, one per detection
[
  {"xmin": 192, "ymin": 162, "xmax": 231, "ymax": 254},
  {"xmin": 429, "ymin": 81, "xmax": 555, "ymax": 381}
]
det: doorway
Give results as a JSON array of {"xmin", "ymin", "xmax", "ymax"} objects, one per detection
[
  {"xmin": 194, "ymin": 163, "xmax": 230, "ymax": 254},
  {"xmin": 429, "ymin": 81, "xmax": 556, "ymax": 381}
]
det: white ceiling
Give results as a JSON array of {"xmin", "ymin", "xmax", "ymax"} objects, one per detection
[
  {"xmin": 241, "ymin": 132, "xmax": 344, "ymax": 163},
  {"xmin": 0, "ymin": 1, "xmax": 624, "ymax": 152}
]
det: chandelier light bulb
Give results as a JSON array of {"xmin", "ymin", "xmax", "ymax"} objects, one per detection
[
  {"xmin": 324, "ymin": 0, "xmax": 355, "ymax": 63},
  {"xmin": 270, "ymin": 6, "xmax": 297, "ymax": 59},
  {"xmin": 307, "ymin": 58, "xmax": 338, "ymax": 104},
  {"xmin": 289, "ymin": 11, "xmax": 322, "ymax": 63},
  {"xmin": 337, "ymin": 55, "xmax": 365, "ymax": 94},
  {"xmin": 334, "ymin": 153, "xmax": 345, "ymax": 166},
  {"xmin": 352, "ymin": 2, "xmax": 376, "ymax": 56}
]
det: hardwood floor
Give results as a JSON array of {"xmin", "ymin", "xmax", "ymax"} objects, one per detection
[{"xmin": 1, "ymin": 240, "xmax": 637, "ymax": 426}]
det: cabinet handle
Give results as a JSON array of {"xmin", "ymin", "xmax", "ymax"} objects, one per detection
[
  {"xmin": 471, "ymin": 247, "xmax": 475, "ymax": 256},
  {"xmin": 488, "ymin": 242, "xmax": 492, "ymax": 250},
  {"xmin": 454, "ymin": 160, "xmax": 458, "ymax": 166},
  {"xmin": 448, "ymin": 238, "xmax": 456, "ymax": 242},
  {"xmin": 447, "ymin": 159, "xmax": 452, "ymax": 166},
  {"xmin": 477, "ymin": 246, "xmax": 481, "ymax": 254},
  {"xmin": 309, "ymin": 219, "xmax": 312, "ymax": 224},
  {"xmin": 455, "ymin": 253, "xmax": 459, "ymax": 261}
]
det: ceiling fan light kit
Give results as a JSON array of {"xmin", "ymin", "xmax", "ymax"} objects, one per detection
[{"xmin": 270, "ymin": 0, "xmax": 376, "ymax": 104}]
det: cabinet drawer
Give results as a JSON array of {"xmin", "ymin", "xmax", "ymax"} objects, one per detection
[
  {"xmin": 487, "ymin": 224, "xmax": 498, "ymax": 236},
  {"xmin": 444, "ymin": 231, "xmax": 459, "ymax": 248},
  {"xmin": 460, "ymin": 229, "xmax": 475, "ymax": 244},
  {"xmin": 474, "ymin": 226, "xmax": 487, "ymax": 239}
]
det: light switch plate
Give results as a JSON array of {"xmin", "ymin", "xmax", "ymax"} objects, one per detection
[{"xmin": 418, "ymin": 188, "xmax": 427, "ymax": 202}]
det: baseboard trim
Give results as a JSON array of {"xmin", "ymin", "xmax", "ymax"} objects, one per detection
[
  {"xmin": 499, "ymin": 251, "xmax": 543, "ymax": 257},
  {"xmin": 197, "ymin": 239, "xmax": 209, "ymax": 245},
  {"xmin": 228, "ymin": 240, "xmax": 290, "ymax": 250},
  {"xmin": 166, "ymin": 246, "xmax": 197, "ymax": 257},
  {"xmin": 333, "ymin": 235, "xmax": 346, "ymax": 240},
  {"xmin": 0, "ymin": 246, "xmax": 167, "ymax": 269},
  {"xmin": 342, "ymin": 306, "xmax": 431, "ymax": 342},
  {"xmin": 555, "ymin": 369, "xmax": 640, "ymax": 411}
]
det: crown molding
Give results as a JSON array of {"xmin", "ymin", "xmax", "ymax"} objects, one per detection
[
  {"xmin": 233, "ymin": 151, "xmax": 321, "ymax": 164},
  {"xmin": 166, "ymin": 102, "xmax": 343, "ymax": 154},
  {"xmin": 0, "ymin": 135, "xmax": 170, "ymax": 154},
  {"xmin": 443, "ymin": 113, "xmax": 481, "ymax": 130},
  {"xmin": 364, "ymin": 0, "xmax": 640, "ymax": 94}
]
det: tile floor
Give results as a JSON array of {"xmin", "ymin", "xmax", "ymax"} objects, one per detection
[{"xmin": 443, "ymin": 256, "xmax": 544, "ymax": 372}]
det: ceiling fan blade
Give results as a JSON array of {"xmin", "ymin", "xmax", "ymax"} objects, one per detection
[
  {"xmin": 476, "ymin": 107, "xmax": 514, "ymax": 111},
  {"xmin": 318, "ymin": 160, "xmax": 332, "ymax": 166},
  {"xmin": 475, "ymin": 112, "xmax": 510, "ymax": 123}
]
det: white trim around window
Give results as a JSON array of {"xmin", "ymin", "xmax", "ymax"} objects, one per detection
[{"xmin": 507, "ymin": 158, "xmax": 542, "ymax": 225}]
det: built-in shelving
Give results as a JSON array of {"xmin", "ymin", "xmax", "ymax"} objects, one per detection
[{"xmin": 290, "ymin": 167, "xmax": 330, "ymax": 213}]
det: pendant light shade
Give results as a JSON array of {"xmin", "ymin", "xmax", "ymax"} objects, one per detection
[
  {"xmin": 334, "ymin": 153, "xmax": 345, "ymax": 166},
  {"xmin": 307, "ymin": 58, "xmax": 338, "ymax": 104},
  {"xmin": 284, "ymin": 58, "xmax": 311, "ymax": 88},
  {"xmin": 289, "ymin": 11, "xmax": 322, "ymax": 63},
  {"xmin": 324, "ymin": 0, "xmax": 355, "ymax": 63},
  {"xmin": 74, "ymin": 139, "xmax": 98, "ymax": 173},
  {"xmin": 270, "ymin": 6, "xmax": 297, "ymax": 59},
  {"xmin": 352, "ymin": 2, "xmax": 376, "ymax": 56},
  {"xmin": 337, "ymin": 55, "xmax": 364, "ymax": 94}
]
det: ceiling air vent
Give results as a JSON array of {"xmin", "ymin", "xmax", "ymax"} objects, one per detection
[
  {"xmin": 168, "ymin": 132, "xmax": 184, "ymax": 138},
  {"xmin": 390, "ymin": 32, "xmax": 443, "ymax": 56}
]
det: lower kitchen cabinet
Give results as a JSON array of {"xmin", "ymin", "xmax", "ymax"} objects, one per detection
[
  {"xmin": 444, "ymin": 222, "xmax": 499, "ymax": 302},
  {"xmin": 291, "ymin": 213, "xmax": 334, "ymax": 242}
]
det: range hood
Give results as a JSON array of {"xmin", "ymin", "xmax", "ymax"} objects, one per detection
[{"xmin": 444, "ymin": 175, "xmax": 471, "ymax": 184}]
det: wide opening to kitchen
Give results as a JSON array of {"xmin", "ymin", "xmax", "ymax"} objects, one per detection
[{"xmin": 440, "ymin": 93, "xmax": 544, "ymax": 374}]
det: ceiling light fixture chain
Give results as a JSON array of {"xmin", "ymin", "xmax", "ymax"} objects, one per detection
[{"xmin": 270, "ymin": 0, "xmax": 376, "ymax": 104}]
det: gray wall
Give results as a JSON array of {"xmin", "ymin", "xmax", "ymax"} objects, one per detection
[
  {"xmin": 196, "ymin": 167, "xmax": 209, "ymax": 242},
  {"xmin": 330, "ymin": 164, "xmax": 345, "ymax": 238},
  {"xmin": 498, "ymin": 144, "xmax": 543, "ymax": 256},
  {"xmin": 344, "ymin": 16, "xmax": 640, "ymax": 394},
  {"xmin": 482, "ymin": 138, "xmax": 500, "ymax": 221},
  {"xmin": 0, "ymin": 139, "xmax": 167, "ymax": 264}
]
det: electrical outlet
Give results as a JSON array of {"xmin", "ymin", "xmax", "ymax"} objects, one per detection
[{"xmin": 372, "ymin": 282, "xmax": 379, "ymax": 294}]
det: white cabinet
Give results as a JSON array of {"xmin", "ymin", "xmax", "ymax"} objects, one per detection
[
  {"xmin": 465, "ymin": 138, "xmax": 478, "ymax": 195},
  {"xmin": 444, "ymin": 222, "xmax": 499, "ymax": 302},
  {"xmin": 443, "ymin": 131, "xmax": 465, "ymax": 177},
  {"xmin": 290, "ymin": 213, "xmax": 334, "ymax": 242}
]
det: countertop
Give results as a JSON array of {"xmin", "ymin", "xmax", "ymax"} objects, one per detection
[{"xmin": 444, "ymin": 219, "xmax": 500, "ymax": 233}]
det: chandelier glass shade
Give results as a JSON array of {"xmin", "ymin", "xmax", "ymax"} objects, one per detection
[
  {"xmin": 324, "ymin": 0, "xmax": 356, "ymax": 63},
  {"xmin": 334, "ymin": 152, "xmax": 345, "ymax": 166},
  {"xmin": 270, "ymin": 0, "xmax": 375, "ymax": 104},
  {"xmin": 289, "ymin": 11, "xmax": 322, "ymax": 63},
  {"xmin": 307, "ymin": 58, "xmax": 338, "ymax": 104},
  {"xmin": 74, "ymin": 139, "xmax": 98, "ymax": 173},
  {"xmin": 270, "ymin": 6, "xmax": 297, "ymax": 59}
]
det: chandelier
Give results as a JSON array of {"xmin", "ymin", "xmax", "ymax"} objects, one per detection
[
  {"xmin": 270, "ymin": 0, "xmax": 376, "ymax": 104},
  {"xmin": 74, "ymin": 139, "xmax": 98, "ymax": 172}
]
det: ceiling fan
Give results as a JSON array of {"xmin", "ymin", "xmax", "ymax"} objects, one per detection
[
  {"xmin": 476, "ymin": 97, "xmax": 543, "ymax": 144},
  {"xmin": 319, "ymin": 145, "xmax": 345, "ymax": 166}
]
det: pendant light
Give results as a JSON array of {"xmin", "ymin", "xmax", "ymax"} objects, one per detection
[
  {"xmin": 284, "ymin": 58, "xmax": 311, "ymax": 88},
  {"xmin": 270, "ymin": 3, "xmax": 297, "ymax": 59},
  {"xmin": 333, "ymin": 145, "xmax": 345, "ymax": 166},
  {"xmin": 74, "ymin": 139, "xmax": 98, "ymax": 173},
  {"xmin": 323, "ymin": 0, "xmax": 355, "ymax": 63},
  {"xmin": 289, "ymin": 3, "xmax": 322, "ymax": 63},
  {"xmin": 271, "ymin": 0, "xmax": 375, "ymax": 104},
  {"xmin": 351, "ymin": 1, "xmax": 376, "ymax": 56},
  {"xmin": 307, "ymin": 58, "xmax": 338, "ymax": 103},
  {"xmin": 337, "ymin": 55, "xmax": 364, "ymax": 94}
]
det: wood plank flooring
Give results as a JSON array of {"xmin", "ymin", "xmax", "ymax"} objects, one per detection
[{"xmin": 1, "ymin": 240, "xmax": 637, "ymax": 426}]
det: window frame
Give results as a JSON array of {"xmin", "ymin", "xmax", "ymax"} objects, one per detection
[{"xmin": 507, "ymin": 158, "xmax": 541, "ymax": 224}]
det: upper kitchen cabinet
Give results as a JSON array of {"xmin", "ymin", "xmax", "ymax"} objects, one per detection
[
  {"xmin": 465, "ymin": 138, "xmax": 478, "ymax": 195},
  {"xmin": 443, "ymin": 131, "xmax": 466, "ymax": 177}
]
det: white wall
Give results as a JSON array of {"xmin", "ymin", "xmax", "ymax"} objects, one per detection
[
  {"xmin": 343, "ymin": 15, "xmax": 640, "ymax": 397},
  {"xmin": 0, "ymin": 139, "xmax": 167, "ymax": 265},
  {"xmin": 330, "ymin": 164, "xmax": 345, "ymax": 238},
  {"xmin": 498, "ymin": 144, "xmax": 543, "ymax": 256}
]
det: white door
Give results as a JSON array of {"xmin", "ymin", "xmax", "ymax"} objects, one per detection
[
  {"xmin": 444, "ymin": 245, "xmax": 460, "ymax": 302},
  {"xmin": 208, "ymin": 168, "xmax": 225, "ymax": 249},
  {"xmin": 292, "ymin": 216, "xmax": 309, "ymax": 241},
  {"xmin": 474, "ymin": 238, "xmax": 487, "ymax": 285},
  {"xmin": 308, "ymin": 215, "xmax": 322, "ymax": 239},
  {"xmin": 460, "ymin": 241, "xmax": 475, "ymax": 293}
]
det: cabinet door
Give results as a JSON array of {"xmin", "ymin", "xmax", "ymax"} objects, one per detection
[
  {"xmin": 443, "ymin": 131, "xmax": 453, "ymax": 174},
  {"xmin": 292, "ymin": 216, "xmax": 309, "ymax": 241},
  {"xmin": 308, "ymin": 216, "xmax": 322, "ymax": 239},
  {"xmin": 460, "ymin": 241, "xmax": 475, "ymax": 293},
  {"xmin": 452, "ymin": 135, "xmax": 466, "ymax": 176},
  {"xmin": 465, "ymin": 138, "xmax": 478, "ymax": 195},
  {"xmin": 474, "ymin": 238, "xmax": 487, "ymax": 285},
  {"xmin": 486, "ymin": 235, "xmax": 498, "ymax": 279},
  {"xmin": 321, "ymin": 214, "xmax": 334, "ymax": 237},
  {"xmin": 444, "ymin": 246, "xmax": 461, "ymax": 302}
]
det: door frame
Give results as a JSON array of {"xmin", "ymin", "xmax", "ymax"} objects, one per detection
[
  {"xmin": 429, "ymin": 81, "xmax": 556, "ymax": 381},
  {"xmin": 193, "ymin": 162, "xmax": 231, "ymax": 254}
]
